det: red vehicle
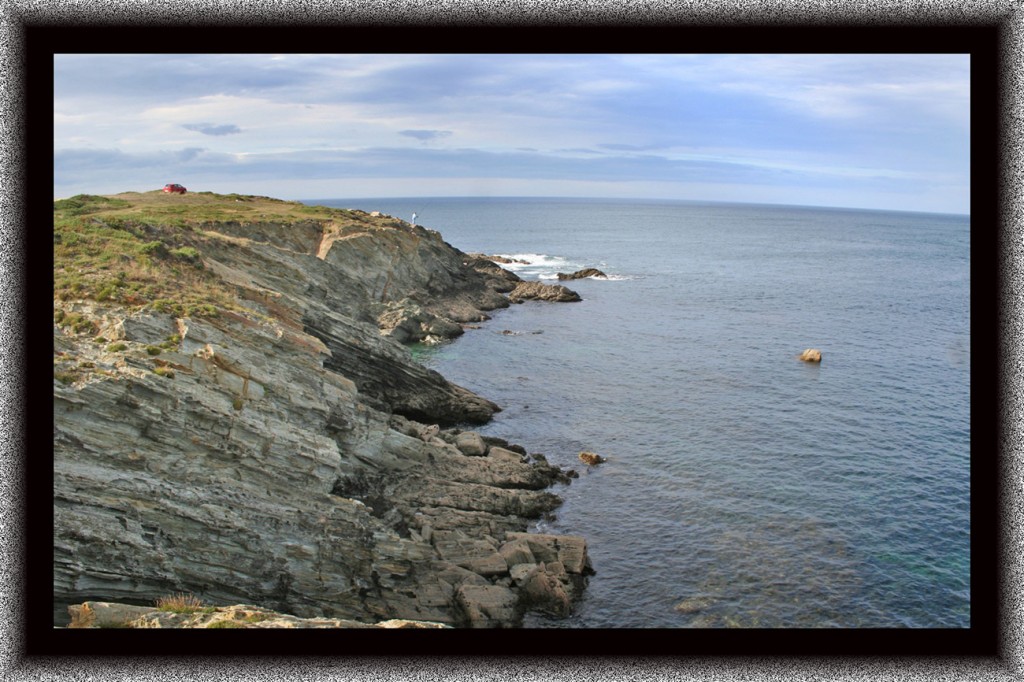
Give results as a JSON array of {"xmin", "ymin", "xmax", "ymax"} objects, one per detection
[{"xmin": 162, "ymin": 183, "xmax": 187, "ymax": 194}]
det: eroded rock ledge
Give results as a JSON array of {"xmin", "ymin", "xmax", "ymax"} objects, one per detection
[
  {"xmin": 67, "ymin": 601, "xmax": 451, "ymax": 629},
  {"xmin": 53, "ymin": 198, "xmax": 589, "ymax": 628}
]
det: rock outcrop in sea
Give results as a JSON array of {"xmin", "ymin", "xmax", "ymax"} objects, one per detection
[
  {"xmin": 53, "ymin": 192, "xmax": 589, "ymax": 628},
  {"xmin": 508, "ymin": 281, "xmax": 582, "ymax": 303},
  {"xmin": 798, "ymin": 348, "xmax": 823, "ymax": 363},
  {"xmin": 557, "ymin": 268, "xmax": 607, "ymax": 280}
]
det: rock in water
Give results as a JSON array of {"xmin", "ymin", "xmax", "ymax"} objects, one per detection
[
  {"xmin": 508, "ymin": 281, "xmax": 582, "ymax": 303},
  {"xmin": 798, "ymin": 348, "xmax": 823, "ymax": 363},
  {"xmin": 578, "ymin": 452, "xmax": 606, "ymax": 466},
  {"xmin": 467, "ymin": 253, "xmax": 529, "ymax": 265},
  {"xmin": 556, "ymin": 268, "xmax": 606, "ymax": 280}
]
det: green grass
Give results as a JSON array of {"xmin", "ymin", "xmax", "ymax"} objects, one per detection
[
  {"xmin": 55, "ymin": 309, "xmax": 98, "ymax": 334},
  {"xmin": 54, "ymin": 370, "xmax": 79, "ymax": 385},
  {"xmin": 53, "ymin": 194, "xmax": 132, "ymax": 215},
  {"xmin": 54, "ymin": 212, "xmax": 232, "ymax": 317}
]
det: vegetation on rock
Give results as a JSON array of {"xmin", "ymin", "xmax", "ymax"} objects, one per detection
[
  {"xmin": 53, "ymin": 190, "xmax": 392, "ymax": 320},
  {"xmin": 155, "ymin": 592, "xmax": 215, "ymax": 614}
]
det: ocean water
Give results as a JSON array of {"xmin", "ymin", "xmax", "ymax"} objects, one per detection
[{"xmin": 310, "ymin": 197, "xmax": 971, "ymax": 629}]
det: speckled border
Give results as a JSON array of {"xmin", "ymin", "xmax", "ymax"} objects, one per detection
[{"xmin": 5, "ymin": 2, "xmax": 1020, "ymax": 680}]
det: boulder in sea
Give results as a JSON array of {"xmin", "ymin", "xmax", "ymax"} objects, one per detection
[
  {"xmin": 469, "ymin": 253, "xmax": 529, "ymax": 265},
  {"xmin": 508, "ymin": 281, "xmax": 581, "ymax": 303},
  {"xmin": 578, "ymin": 452, "xmax": 606, "ymax": 466},
  {"xmin": 557, "ymin": 268, "xmax": 606, "ymax": 280},
  {"xmin": 798, "ymin": 348, "xmax": 823, "ymax": 363}
]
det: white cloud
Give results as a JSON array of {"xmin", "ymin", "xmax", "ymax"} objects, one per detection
[{"xmin": 52, "ymin": 53, "xmax": 971, "ymax": 214}]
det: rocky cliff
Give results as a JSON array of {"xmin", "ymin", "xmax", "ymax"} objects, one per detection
[{"xmin": 53, "ymin": 192, "xmax": 589, "ymax": 628}]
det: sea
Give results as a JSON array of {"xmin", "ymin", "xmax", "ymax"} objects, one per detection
[{"xmin": 306, "ymin": 196, "xmax": 971, "ymax": 629}]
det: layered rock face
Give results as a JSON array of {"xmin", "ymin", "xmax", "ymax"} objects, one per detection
[{"xmin": 53, "ymin": 201, "xmax": 588, "ymax": 628}]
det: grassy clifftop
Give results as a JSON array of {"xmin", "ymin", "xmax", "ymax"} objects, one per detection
[
  {"xmin": 54, "ymin": 190, "xmax": 362, "ymax": 223},
  {"xmin": 53, "ymin": 191, "xmax": 399, "ymax": 320}
]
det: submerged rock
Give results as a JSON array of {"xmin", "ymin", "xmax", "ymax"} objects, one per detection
[{"xmin": 673, "ymin": 595, "xmax": 717, "ymax": 615}]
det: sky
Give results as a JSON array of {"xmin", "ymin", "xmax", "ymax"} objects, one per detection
[{"xmin": 53, "ymin": 53, "xmax": 971, "ymax": 214}]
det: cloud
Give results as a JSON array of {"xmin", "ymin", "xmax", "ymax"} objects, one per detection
[
  {"xmin": 52, "ymin": 53, "xmax": 970, "ymax": 213},
  {"xmin": 55, "ymin": 144, "xmax": 922, "ymax": 189},
  {"xmin": 182, "ymin": 123, "xmax": 242, "ymax": 136},
  {"xmin": 399, "ymin": 130, "xmax": 453, "ymax": 142},
  {"xmin": 597, "ymin": 143, "xmax": 663, "ymax": 152}
]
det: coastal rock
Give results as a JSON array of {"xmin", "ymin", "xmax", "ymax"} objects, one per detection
[
  {"xmin": 67, "ymin": 601, "xmax": 449, "ymax": 629},
  {"xmin": 463, "ymin": 255, "xmax": 522, "ymax": 293},
  {"xmin": 454, "ymin": 584, "xmax": 520, "ymax": 629},
  {"xmin": 376, "ymin": 299, "xmax": 464, "ymax": 345},
  {"xmin": 518, "ymin": 563, "xmax": 572, "ymax": 617},
  {"xmin": 508, "ymin": 281, "xmax": 582, "ymax": 303},
  {"xmin": 557, "ymin": 268, "xmax": 606, "ymax": 280},
  {"xmin": 488, "ymin": 446, "xmax": 525, "ymax": 464},
  {"xmin": 67, "ymin": 602, "xmax": 159, "ymax": 629},
  {"xmin": 190, "ymin": 215, "xmax": 502, "ymax": 426},
  {"xmin": 316, "ymin": 222, "xmax": 513, "ymax": 324},
  {"xmin": 498, "ymin": 537, "xmax": 537, "ymax": 568},
  {"xmin": 504, "ymin": 532, "xmax": 593, "ymax": 576},
  {"xmin": 578, "ymin": 451, "xmax": 607, "ymax": 466},
  {"xmin": 53, "ymin": 195, "xmax": 591, "ymax": 628},
  {"xmin": 455, "ymin": 431, "xmax": 488, "ymax": 456},
  {"xmin": 418, "ymin": 423, "xmax": 441, "ymax": 442},
  {"xmin": 798, "ymin": 348, "xmax": 823, "ymax": 363},
  {"xmin": 469, "ymin": 253, "xmax": 529, "ymax": 265},
  {"xmin": 54, "ymin": 305, "xmax": 573, "ymax": 627}
]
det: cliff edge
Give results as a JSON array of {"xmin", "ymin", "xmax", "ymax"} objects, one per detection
[{"xmin": 53, "ymin": 191, "xmax": 589, "ymax": 628}]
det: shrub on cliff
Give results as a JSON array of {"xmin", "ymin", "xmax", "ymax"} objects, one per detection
[
  {"xmin": 53, "ymin": 194, "xmax": 131, "ymax": 215},
  {"xmin": 155, "ymin": 593, "xmax": 214, "ymax": 614},
  {"xmin": 54, "ymin": 211, "xmax": 230, "ymax": 317}
]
